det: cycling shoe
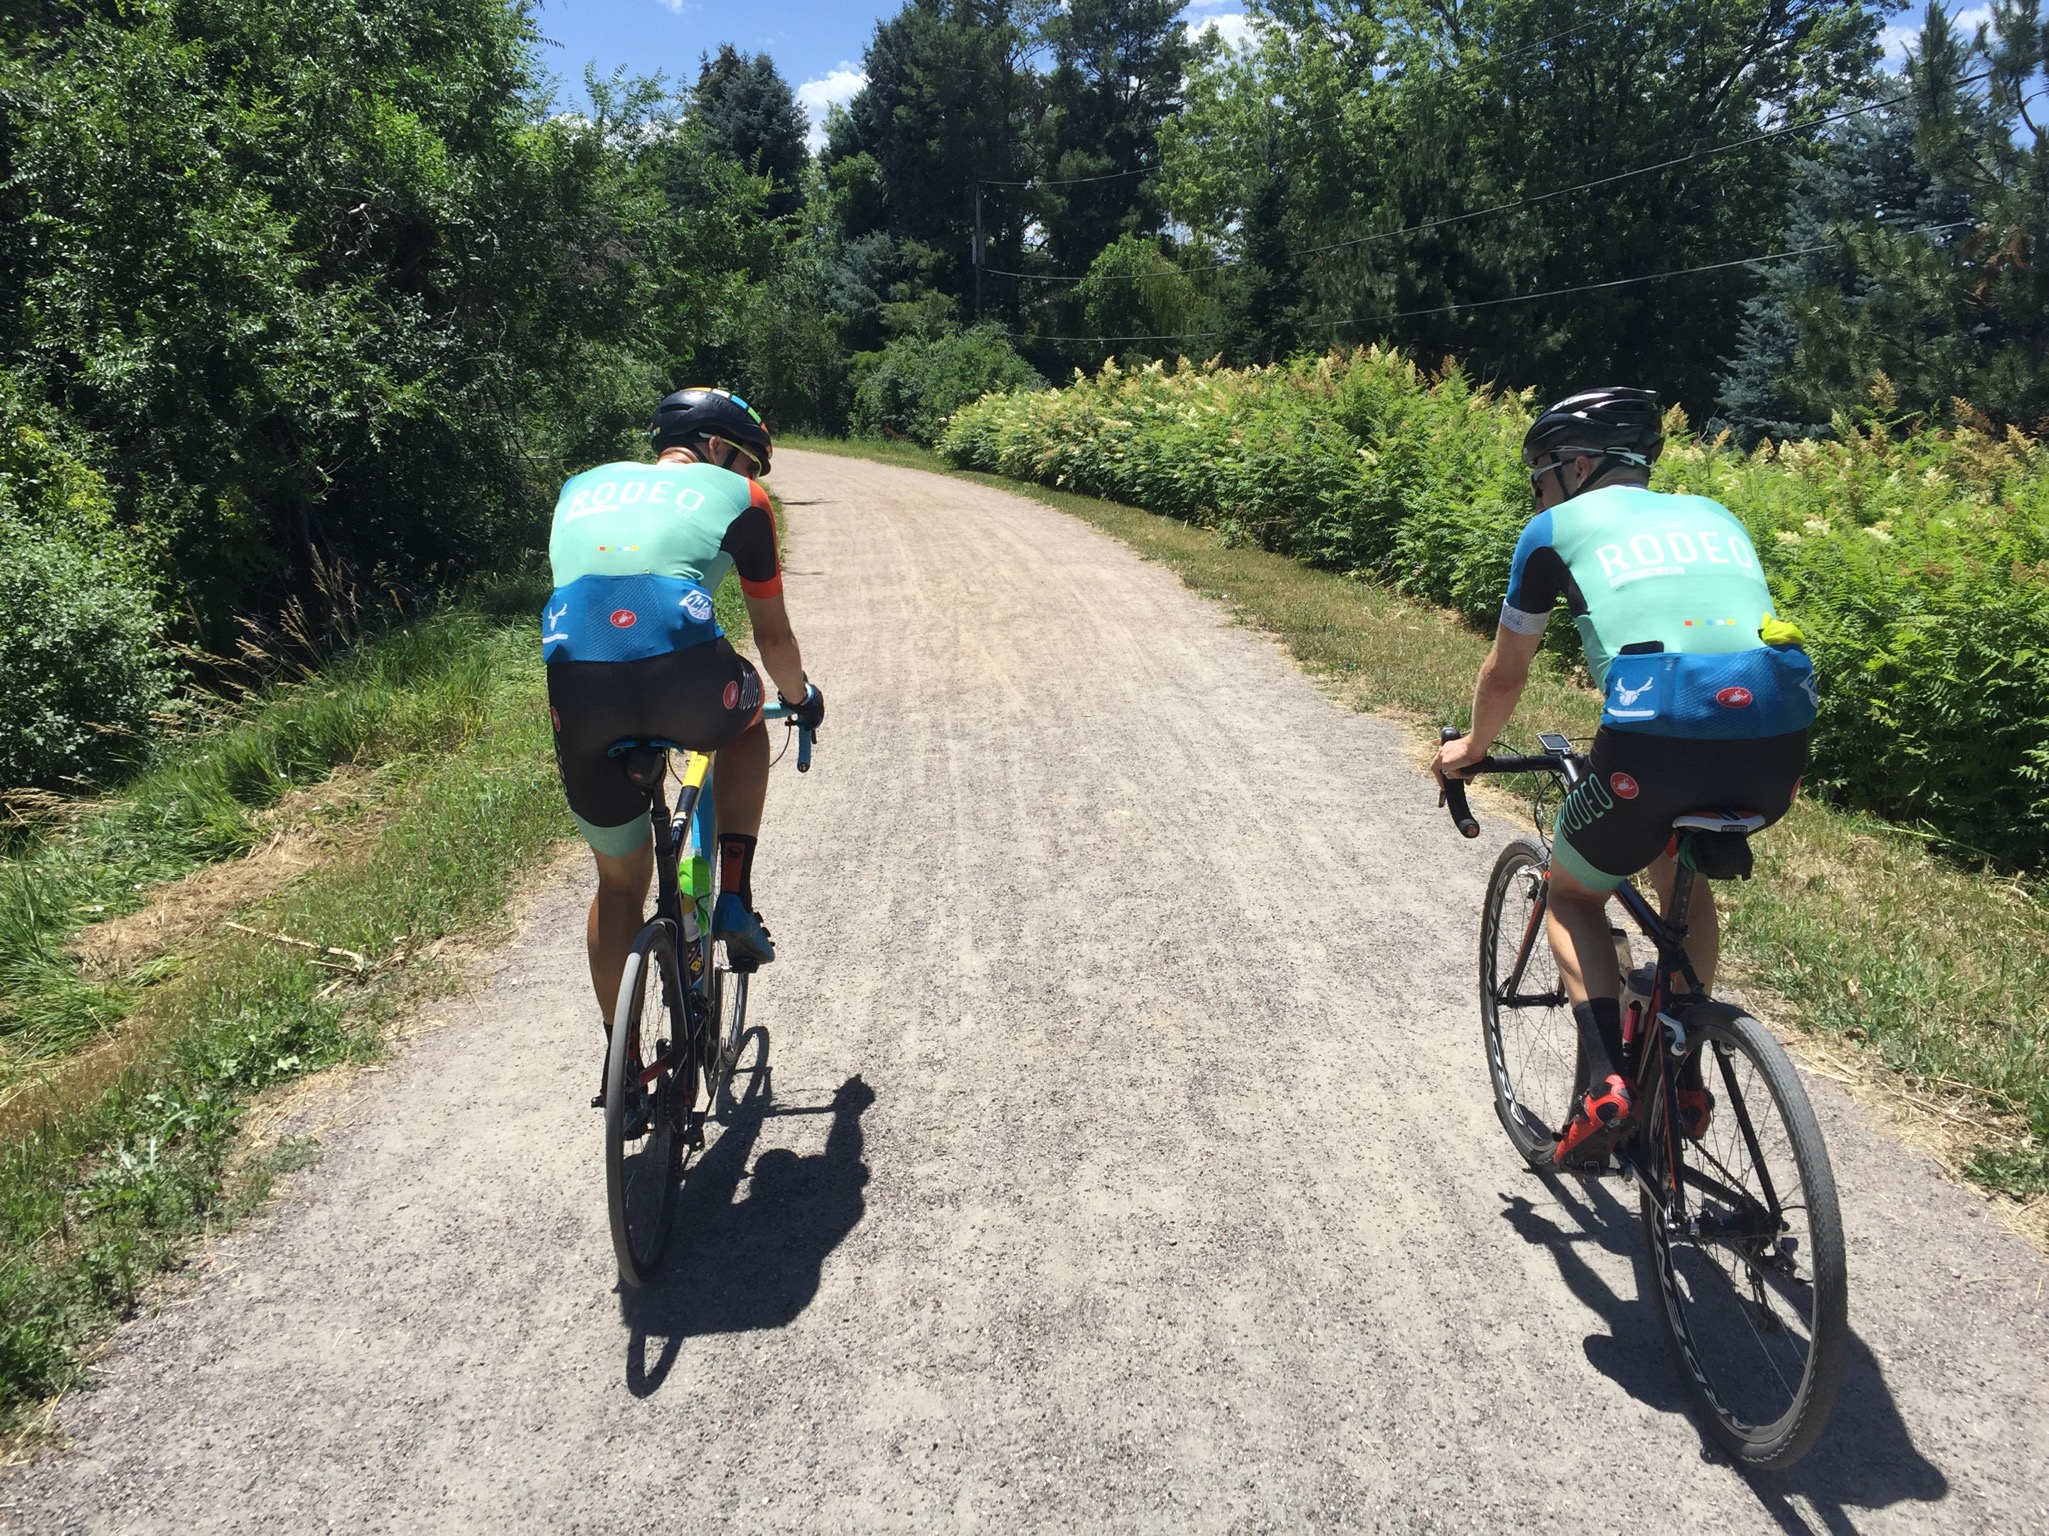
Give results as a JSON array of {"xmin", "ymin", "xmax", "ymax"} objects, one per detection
[
  {"xmin": 1676, "ymin": 1085, "xmax": 1714, "ymax": 1141},
  {"xmin": 1555, "ymin": 1074, "xmax": 1635, "ymax": 1174},
  {"xmin": 713, "ymin": 890, "xmax": 776, "ymax": 967}
]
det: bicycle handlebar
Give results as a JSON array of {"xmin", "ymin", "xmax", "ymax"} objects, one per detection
[
  {"xmin": 1436, "ymin": 728, "xmax": 1577, "ymax": 838},
  {"xmin": 1438, "ymin": 728, "xmax": 1482, "ymax": 839},
  {"xmin": 759, "ymin": 701, "xmax": 816, "ymax": 773}
]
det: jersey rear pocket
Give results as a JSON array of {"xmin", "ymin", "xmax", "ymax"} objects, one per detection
[
  {"xmin": 1603, "ymin": 647, "xmax": 1817, "ymax": 739},
  {"xmin": 541, "ymin": 574, "xmax": 722, "ymax": 663}
]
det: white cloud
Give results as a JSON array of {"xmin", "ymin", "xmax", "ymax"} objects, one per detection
[
  {"xmin": 654, "ymin": 0, "xmax": 686, "ymax": 14},
  {"xmin": 797, "ymin": 66, "xmax": 866, "ymax": 151},
  {"xmin": 1186, "ymin": 11, "xmax": 1255, "ymax": 53}
]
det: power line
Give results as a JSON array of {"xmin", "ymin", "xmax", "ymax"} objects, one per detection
[
  {"xmin": 984, "ymin": 72, "xmax": 1972, "ymax": 287},
  {"xmin": 1307, "ymin": 218, "xmax": 1974, "ymax": 333},
  {"xmin": 988, "ymin": 218, "xmax": 1974, "ymax": 349},
  {"xmin": 980, "ymin": 166, "xmax": 1153, "ymax": 187}
]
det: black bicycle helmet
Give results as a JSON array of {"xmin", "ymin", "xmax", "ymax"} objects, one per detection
[
  {"xmin": 649, "ymin": 386, "xmax": 773, "ymax": 473},
  {"xmin": 1522, "ymin": 386, "xmax": 1664, "ymax": 471}
]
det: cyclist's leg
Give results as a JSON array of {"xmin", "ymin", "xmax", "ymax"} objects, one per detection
[
  {"xmin": 588, "ymin": 843, "xmax": 654, "ymax": 1012},
  {"xmin": 1543, "ymin": 862, "xmax": 1622, "ymax": 1006},
  {"xmin": 1547, "ymin": 730, "xmax": 1677, "ymax": 1129},
  {"xmin": 549, "ymin": 659, "xmax": 664, "ymax": 1015},
  {"xmin": 714, "ymin": 718, "xmax": 770, "ymax": 840}
]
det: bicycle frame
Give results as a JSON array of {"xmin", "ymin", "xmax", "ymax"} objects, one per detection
[
  {"xmin": 1456, "ymin": 742, "xmax": 1789, "ymax": 1251},
  {"xmin": 626, "ymin": 703, "xmax": 814, "ymax": 1095}
]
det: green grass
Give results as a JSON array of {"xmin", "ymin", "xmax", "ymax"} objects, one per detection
[
  {"xmin": 790, "ymin": 435, "xmax": 2049, "ymax": 1206},
  {"xmin": 0, "ymin": 536, "xmax": 760, "ymax": 1431},
  {"xmin": 0, "ymin": 571, "xmax": 582, "ymax": 1432}
]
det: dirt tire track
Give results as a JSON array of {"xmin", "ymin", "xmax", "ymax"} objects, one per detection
[{"xmin": 4, "ymin": 450, "xmax": 2045, "ymax": 1534}]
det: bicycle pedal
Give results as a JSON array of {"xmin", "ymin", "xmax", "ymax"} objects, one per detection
[{"xmin": 590, "ymin": 1093, "xmax": 606, "ymax": 1111}]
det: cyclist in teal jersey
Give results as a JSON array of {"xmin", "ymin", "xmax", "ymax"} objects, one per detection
[
  {"xmin": 544, "ymin": 387, "xmax": 824, "ymax": 1020},
  {"xmin": 1432, "ymin": 388, "xmax": 1817, "ymax": 1171}
]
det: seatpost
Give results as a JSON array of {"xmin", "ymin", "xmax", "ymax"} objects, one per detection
[{"xmin": 1664, "ymin": 858, "xmax": 1696, "ymax": 948}]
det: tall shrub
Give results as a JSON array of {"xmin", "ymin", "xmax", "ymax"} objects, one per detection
[
  {"xmin": 942, "ymin": 350, "xmax": 2049, "ymax": 867},
  {"xmin": 0, "ymin": 394, "xmax": 173, "ymax": 790},
  {"xmin": 852, "ymin": 327, "xmax": 1044, "ymax": 445}
]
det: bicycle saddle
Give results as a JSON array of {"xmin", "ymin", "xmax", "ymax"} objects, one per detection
[
  {"xmin": 606, "ymin": 737, "xmax": 684, "ymax": 791},
  {"xmin": 1671, "ymin": 810, "xmax": 1767, "ymax": 834},
  {"xmin": 1672, "ymin": 810, "xmax": 1766, "ymax": 880}
]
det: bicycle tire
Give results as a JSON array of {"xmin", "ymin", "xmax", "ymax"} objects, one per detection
[
  {"xmin": 606, "ymin": 921, "xmax": 685, "ymax": 1287},
  {"xmin": 710, "ymin": 951, "xmax": 751, "ymax": 1121},
  {"xmin": 1479, "ymin": 836, "xmax": 1579, "ymax": 1167},
  {"xmin": 1640, "ymin": 1002, "xmax": 1847, "ymax": 1469}
]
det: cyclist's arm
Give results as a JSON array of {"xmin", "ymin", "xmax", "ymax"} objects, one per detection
[
  {"xmin": 1434, "ymin": 515, "xmax": 1559, "ymax": 779},
  {"xmin": 721, "ymin": 490, "xmax": 809, "ymax": 703},
  {"xmin": 1463, "ymin": 627, "xmax": 1544, "ymax": 756},
  {"xmin": 743, "ymin": 588, "xmax": 807, "ymax": 703}
]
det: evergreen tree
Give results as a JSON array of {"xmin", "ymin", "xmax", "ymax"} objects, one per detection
[
  {"xmin": 691, "ymin": 45, "xmax": 809, "ymax": 219},
  {"xmin": 823, "ymin": 0, "xmax": 1048, "ymax": 321},
  {"xmin": 1037, "ymin": 0, "xmax": 1189, "ymax": 272},
  {"xmin": 1720, "ymin": 4, "xmax": 2049, "ymax": 435}
]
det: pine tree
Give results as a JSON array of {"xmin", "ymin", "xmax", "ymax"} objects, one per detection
[{"xmin": 692, "ymin": 45, "xmax": 809, "ymax": 219}]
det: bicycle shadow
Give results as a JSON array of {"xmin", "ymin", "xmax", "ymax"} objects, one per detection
[
  {"xmin": 618, "ymin": 1040, "xmax": 874, "ymax": 1397},
  {"xmin": 1500, "ymin": 1175, "xmax": 1949, "ymax": 1534}
]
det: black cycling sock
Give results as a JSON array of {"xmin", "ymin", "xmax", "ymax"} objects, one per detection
[
  {"xmin": 717, "ymin": 833, "xmax": 757, "ymax": 909},
  {"xmin": 1573, "ymin": 998, "xmax": 1625, "ymax": 1088}
]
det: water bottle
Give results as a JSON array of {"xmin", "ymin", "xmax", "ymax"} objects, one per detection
[{"xmin": 1620, "ymin": 953, "xmax": 1655, "ymax": 1051}]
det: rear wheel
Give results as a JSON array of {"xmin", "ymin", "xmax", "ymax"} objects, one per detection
[
  {"xmin": 606, "ymin": 922, "xmax": 685, "ymax": 1287},
  {"xmin": 1640, "ymin": 1003, "xmax": 1847, "ymax": 1469},
  {"xmin": 1479, "ymin": 837, "xmax": 1577, "ymax": 1167}
]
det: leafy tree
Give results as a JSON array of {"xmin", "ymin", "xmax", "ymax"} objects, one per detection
[
  {"xmin": 824, "ymin": 0, "xmax": 1050, "ymax": 320},
  {"xmin": 1162, "ymin": 0, "xmax": 1883, "ymax": 410},
  {"xmin": 1073, "ymin": 234, "xmax": 1219, "ymax": 363},
  {"xmin": 1036, "ymin": 0, "xmax": 1190, "ymax": 271},
  {"xmin": 690, "ymin": 45, "xmax": 809, "ymax": 219},
  {"xmin": 1, "ymin": 0, "xmax": 686, "ymax": 636},
  {"xmin": 851, "ymin": 325, "xmax": 1044, "ymax": 443}
]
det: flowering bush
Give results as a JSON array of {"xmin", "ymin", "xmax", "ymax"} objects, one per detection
[{"xmin": 942, "ymin": 350, "xmax": 2049, "ymax": 866}]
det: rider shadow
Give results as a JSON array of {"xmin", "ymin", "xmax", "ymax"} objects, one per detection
[
  {"xmin": 619, "ymin": 1048, "xmax": 875, "ymax": 1397},
  {"xmin": 1501, "ymin": 1176, "xmax": 1948, "ymax": 1534}
]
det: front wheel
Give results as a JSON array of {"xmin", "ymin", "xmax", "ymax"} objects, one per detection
[
  {"xmin": 708, "ymin": 949, "xmax": 752, "ymax": 1121},
  {"xmin": 1478, "ymin": 837, "xmax": 1578, "ymax": 1167},
  {"xmin": 606, "ymin": 921, "xmax": 685, "ymax": 1287},
  {"xmin": 1640, "ymin": 1002, "xmax": 1847, "ymax": 1469}
]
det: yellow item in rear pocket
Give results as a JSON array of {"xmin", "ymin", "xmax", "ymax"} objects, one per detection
[{"xmin": 1760, "ymin": 613, "xmax": 1806, "ymax": 648}]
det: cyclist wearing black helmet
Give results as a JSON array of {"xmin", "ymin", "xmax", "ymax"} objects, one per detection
[
  {"xmin": 543, "ymin": 386, "xmax": 824, "ymax": 1017},
  {"xmin": 1432, "ymin": 387, "xmax": 1817, "ymax": 1172}
]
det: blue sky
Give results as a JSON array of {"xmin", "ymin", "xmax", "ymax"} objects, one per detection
[{"xmin": 531, "ymin": 1, "xmax": 1253, "ymax": 144}]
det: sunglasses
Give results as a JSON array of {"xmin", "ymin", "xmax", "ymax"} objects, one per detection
[{"xmin": 714, "ymin": 438, "xmax": 765, "ymax": 477}]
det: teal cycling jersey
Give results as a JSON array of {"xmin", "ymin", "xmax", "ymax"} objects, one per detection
[
  {"xmin": 542, "ymin": 460, "xmax": 780, "ymax": 664},
  {"xmin": 1500, "ymin": 486, "xmax": 1816, "ymax": 739}
]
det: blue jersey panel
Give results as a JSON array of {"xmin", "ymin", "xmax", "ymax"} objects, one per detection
[
  {"xmin": 1601, "ymin": 645, "xmax": 1819, "ymax": 739},
  {"xmin": 540, "ymin": 573, "xmax": 722, "ymax": 663}
]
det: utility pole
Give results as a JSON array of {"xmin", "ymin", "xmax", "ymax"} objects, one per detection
[{"xmin": 973, "ymin": 181, "xmax": 985, "ymax": 323}]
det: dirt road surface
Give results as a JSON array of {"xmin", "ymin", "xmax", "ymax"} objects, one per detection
[{"xmin": 6, "ymin": 451, "xmax": 2046, "ymax": 1534}]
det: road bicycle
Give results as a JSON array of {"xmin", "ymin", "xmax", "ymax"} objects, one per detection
[
  {"xmin": 1439, "ymin": 727, "xmax": 1846, "ymax": 1469},
  {"xmin": 601, "ymin": 704, "xmax": 816, "ymax": 1288}
]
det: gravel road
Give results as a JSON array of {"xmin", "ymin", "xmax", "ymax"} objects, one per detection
[{"xmin": 6, "ymin": 450, "xmax": 2046, "ymax": 1534}]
